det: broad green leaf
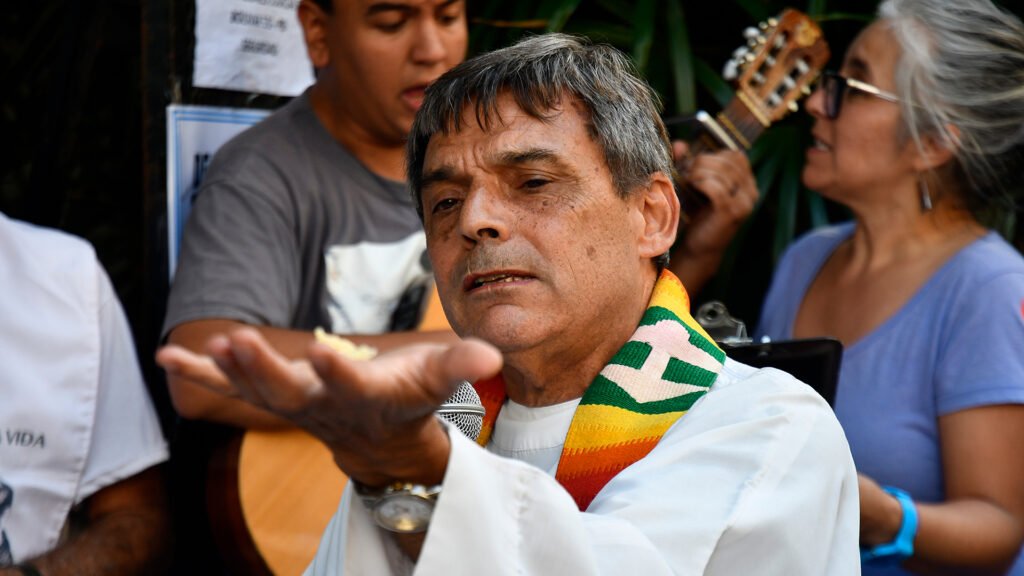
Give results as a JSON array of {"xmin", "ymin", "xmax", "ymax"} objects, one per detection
[
  {"xmin": 773, "ymin": 143, "xmax": 802, "ymax": 262},
  {"xmin": 693, "ymin": 59, "xmax": 733, "ymax": 109},
  {"xmin": 539, "ymin": 0, "xmax": 582, "ymax": 32},
  {"xmin": 806, "ymin": 188, "xmax": 830, "ymax": 228},
  {"xmin": 568, "ymin": 21, "xmax": 634, "ymax": 46},
  {"xmin": 817, "ymin": 12, "xmax": 875, "ymax": 23},
  {"xmin": 806, "ymin": 0, "xmax": 826, "ymax": 18},
  {"xmin": 593, "ymin": 0, "xmax": 634, "ymax": 24},
  {"xmin": 666, "ymin": 0, "xmax": 695, "ymax": 114},
  {"xmin": 732, "ymin": 0, "xmax": 771, "ymax": 23},
  {"xmin": 631, "ymin": 0, "xmax": 657, "ymax": 71},
  {"xmin": 753, "ymin": 142, "xmax": 783, "ymax": 198}
]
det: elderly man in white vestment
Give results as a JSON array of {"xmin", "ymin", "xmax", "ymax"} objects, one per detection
[{"xmin": 157, "ymin": 34, "xmax": 860, "ymax": 575}]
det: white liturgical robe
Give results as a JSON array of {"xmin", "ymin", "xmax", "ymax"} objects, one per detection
[{"xmin": 305, "ymin": 359, "xmax": 860, "ymax": 575}]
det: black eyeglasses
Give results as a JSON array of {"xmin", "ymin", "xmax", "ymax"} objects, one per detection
[{"xmin": 820, "ymin": 70, "xmax": 900, "ymax": 119}]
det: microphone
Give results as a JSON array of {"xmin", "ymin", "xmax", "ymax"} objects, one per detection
[{"xmin": 436, "ymin": 380, "xmax": 485, "ymax": 441}]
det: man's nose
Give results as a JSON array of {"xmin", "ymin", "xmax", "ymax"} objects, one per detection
[
  {"xmin": 458, "ymin": 188, "xmax": 508, "ymax": 243},
  {"xmin": 411, "ymin": 18, "xmax": 448, "ymax": 65}
]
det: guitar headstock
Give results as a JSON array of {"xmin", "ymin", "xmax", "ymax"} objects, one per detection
[{"xmin": 723, "ymin": 9, "xmax": 830, "ymax": 125}]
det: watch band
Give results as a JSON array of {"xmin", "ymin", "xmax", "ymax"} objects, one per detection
[{"xmin": 861, "ymin": 486, "xmax": 918, "ymax": 564}]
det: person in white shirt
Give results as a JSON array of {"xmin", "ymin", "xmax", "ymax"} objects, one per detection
[
  {"xmin": 157, "ymin": 33, "xmax": 860, "ymax": 575},
  {"xmin": 0, "ymin": 213, "xmax": 169, "ymax": 575}
]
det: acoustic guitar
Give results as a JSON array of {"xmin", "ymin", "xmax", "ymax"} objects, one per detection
[
  {"xmin": 208, "ymin": 11, "xmax": 829, "ymax": 574},
  {"xmin": 674, "ymin": 8, "xmax": 830, "ymax": 216}
]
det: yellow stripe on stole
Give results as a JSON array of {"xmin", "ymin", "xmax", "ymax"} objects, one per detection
[
  {"xmin": 563, "ymin": 404, "xmax": 685, "ymax": 451},
  {"xmin": 650, "ymin": 270, "xmax": 718, "ymax": 346}
]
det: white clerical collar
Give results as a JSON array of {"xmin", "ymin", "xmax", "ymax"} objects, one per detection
[{"xmin": 488, "ymin": 397, "xmax": 582, "ymax": 475}]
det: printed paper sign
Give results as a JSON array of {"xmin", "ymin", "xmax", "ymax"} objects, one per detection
[{"xmin": 193, "ymin": 0, "xmax": 314, "ymax": 96}]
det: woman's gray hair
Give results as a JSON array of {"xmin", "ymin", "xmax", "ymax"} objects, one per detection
[
  {"xmin": 878, "ymin": 0, "xmax": 1024, "ymax": 213},
  {"xmin": 406, "ymin": 33, "xmax": 674, "ymax": 217}
]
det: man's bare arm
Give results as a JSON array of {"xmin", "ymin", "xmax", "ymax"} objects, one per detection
[
  {"xmin": 0, "ymin": 466, "xmax": 170, "ymax": 576},
  {"xmin": 165, "ymin": 318, "xmax": 460, "ymax": 429}
]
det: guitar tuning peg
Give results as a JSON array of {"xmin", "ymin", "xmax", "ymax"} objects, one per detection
[
  {"xmin": 723, "ymin": 60, "xmax": 739, "ymax": 81},
  {"xmin": 732, "ymin": 46, "xmax": 748, "ymax": 59},
  {"xmin": 743, "ymin": 27, "xmax": 759, "ymax": 40},
  {"xmin": 801, "ymin": 85, "xmax": 812, "ymax": 96},
  {"xmin": 788, "ymin": 101, "xmax": 799, "ymax": 113},
  {"xmin": 759, "ymin": 21, "xmax": 769, "ymax": 31},
  {"xmin": 767, "ymin": 17, "xmax": 778, "ymax": 27}
]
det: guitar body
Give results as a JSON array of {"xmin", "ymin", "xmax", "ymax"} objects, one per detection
[{"xmin": 238, "ymin": 429, "xmax": 346, "ymax": 576}]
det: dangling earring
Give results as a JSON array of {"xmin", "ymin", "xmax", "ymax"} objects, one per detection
[{"xmin": 919, "ymin": 178, "xmax": 933, "ymax": 212}]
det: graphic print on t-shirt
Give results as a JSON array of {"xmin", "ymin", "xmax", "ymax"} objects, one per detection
[{"xmin": 324, "ymin": 234, "xmax": 433, "ymax": 334}]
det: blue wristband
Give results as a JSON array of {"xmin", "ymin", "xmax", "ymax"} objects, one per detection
[{"xmin": 861, "ymin": 486, "xmax": 918, "ymax": 564}]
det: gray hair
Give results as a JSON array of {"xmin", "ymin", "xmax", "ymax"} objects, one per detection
[
  {"xmin": 406, "ymin": 33, "xmax": 674, "ymax": 217},
  {"xmin": 878, "ymin": 0, "xmax": 1024, "ymax": 214}
]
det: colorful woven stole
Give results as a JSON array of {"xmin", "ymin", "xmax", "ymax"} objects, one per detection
[{"xmin": 472, "ymin": 270, "xmax": 726, "ymax": 510}]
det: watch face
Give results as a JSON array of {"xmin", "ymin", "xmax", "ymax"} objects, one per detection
[{"xmin": 374, "ymin": 493, "xmax": 434, "ymax": 533}]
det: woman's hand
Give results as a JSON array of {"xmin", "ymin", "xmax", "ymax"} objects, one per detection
[
  {"xmin": 668, "ymin": 141, "xmax": 758, "ymax": 293},
  {"xmin": 858, "ymin": 473, "xmax": 904, "ymax": 546}
]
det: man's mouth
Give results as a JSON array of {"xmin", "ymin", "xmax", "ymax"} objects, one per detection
[
  {"xmin": 463, "ymin": 271, "xmax": 534, "ymax": 292},
  {"xmin": 401, "ymin": 85, "xmax": 430, "ymax": 111}
]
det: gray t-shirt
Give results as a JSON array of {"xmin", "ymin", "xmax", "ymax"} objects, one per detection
[{"xmin": 163, "ymin": 91, "xmax": 432, "ymax": 338}]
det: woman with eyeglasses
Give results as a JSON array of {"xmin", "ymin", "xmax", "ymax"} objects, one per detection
[{"xmin": 756, "ymin": 0, "xmax": 1024, "ymax": 574}]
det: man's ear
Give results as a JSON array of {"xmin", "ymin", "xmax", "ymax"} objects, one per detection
[
  {"xmin": 913, "ymin": 124, "xmax": 960, "ymax": 172},
  {"xmin": 297, "ymin": 0, "xmax": 330, "ymax": 69},
  {"xmin": 635, "ymin": 172, "xmax": 680, "ymax": 261}
]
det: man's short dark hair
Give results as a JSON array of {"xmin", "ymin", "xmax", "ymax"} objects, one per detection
[
  {"xmin": 311, "ymin": 0, "xmax": 332, "ymax": 13},
  {"xmin": 407, "ymin": 33, "xmax": 675, "ymax": 218}
]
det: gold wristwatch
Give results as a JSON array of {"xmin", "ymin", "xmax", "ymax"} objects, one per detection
[{"xmin": 353, "ymin": 481, "xmax": 442, "ymax": 533}]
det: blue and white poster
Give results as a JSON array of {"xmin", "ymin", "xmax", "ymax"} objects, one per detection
[{"xmin": 166, "ymin": 104, "xmax": 271, "ymax": 278}]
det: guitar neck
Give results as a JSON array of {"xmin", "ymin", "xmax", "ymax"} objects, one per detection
[
  {"xmin": 677, "ymin": 96, "xmax": 770, "ymax": 217},
  {"xmin": 690, "ymin": 96, "xmax": 768, "ymax": 154}
]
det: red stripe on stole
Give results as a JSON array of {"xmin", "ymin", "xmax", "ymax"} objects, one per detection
[
  {"xmin": 472, "ymin": 375, "xmax": 506, "ymax": 446},
  {"xmin": 557, "ymin": 437, "xmax": 661, "ymax": 477},
  {"xmin": 557, "ymin": 438, "xmax": 662, "ymax": 508}
]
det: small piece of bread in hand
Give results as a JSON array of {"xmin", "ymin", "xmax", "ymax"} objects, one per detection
[{"xmin": 313, "ymin": 328, "xmax": 378, "ymax": 360}]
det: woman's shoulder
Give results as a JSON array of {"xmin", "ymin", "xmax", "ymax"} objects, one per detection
[
  {"xmin": 947, "ymin": 232, "xmax": 1024, "ymax": 285},
  {"xmin": 924, "ymin": 232, "xmax": 1024, "ymax": 320}
]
